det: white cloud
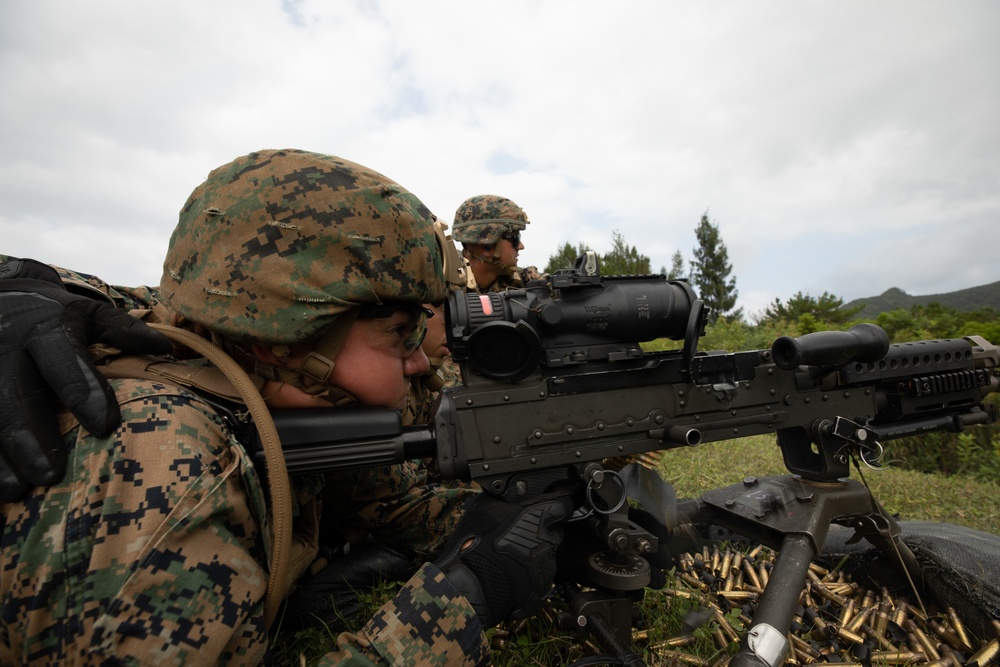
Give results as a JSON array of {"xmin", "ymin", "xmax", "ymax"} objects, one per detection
[{"xmin": 2, "ymin": 0, "xmax": 997, "ymax": 318}]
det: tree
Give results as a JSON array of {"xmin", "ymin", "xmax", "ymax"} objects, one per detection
[
  {"xmin": 544, "ymin": 241, "xmax": 593, "ymax": 274},
  {"xmin": 756, "ymin": 291, "xmax": 861, "ymax": 328},
  {"xmin": 666, "ymin": 250, "xmax": 686, "ymax": 280},
  {"xmin": 690, "ymin": 213, "xmax": 741, "ymax": 323},
  {"xmin": 601, "ymin": 230, "xmax": 651, "ymax": 275}
]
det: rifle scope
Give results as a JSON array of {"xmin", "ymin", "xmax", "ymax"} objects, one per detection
[{"xmin": 446, "ymin": 261, "xmax": 697, "ymax": 382}]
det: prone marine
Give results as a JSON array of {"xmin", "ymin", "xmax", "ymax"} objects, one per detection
[{"xmin": 0, "ymin": 148, "xmax": 573, "ymax": 665}]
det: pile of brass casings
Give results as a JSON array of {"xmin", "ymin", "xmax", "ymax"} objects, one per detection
[{"xmin": 646, "ymin": 544, "xmax": 1000, "ymax": 666}]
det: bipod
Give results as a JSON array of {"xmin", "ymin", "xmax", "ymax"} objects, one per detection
[
  {"xmin": 558, "ymin": 580, "xmax": 646, "ymax": 667},
  {"xmin": 677, "ymin": 474, "xmax": 924, "ymax": 667},
  {"xmin": 557, "ymin": 463, "xmax": 658, "ymax": 666}
]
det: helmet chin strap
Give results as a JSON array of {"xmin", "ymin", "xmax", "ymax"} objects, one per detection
[
  {"xmin": 467, "ymin": 245, "xmax": 518, "ymax": 283},
  {"xmin": 253, "ymin": 309, "xmax": 361, "ymax": 407},
  {"xmin": 487, "ymin": 254, "xmax": 519, "ymax": 282}
]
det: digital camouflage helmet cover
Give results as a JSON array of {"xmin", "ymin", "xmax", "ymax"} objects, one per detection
[
  {"xmin": 161, "ymin": 149, "xmax": 447, "ymax": 345},
  {"xmin": 451, "ymin": 194, "xmax": 530, "ymax": 246}
]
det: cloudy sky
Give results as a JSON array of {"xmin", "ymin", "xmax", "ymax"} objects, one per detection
[{"xmin": 2, "ymin": 0, "xmax": 997, "ymax": 319}]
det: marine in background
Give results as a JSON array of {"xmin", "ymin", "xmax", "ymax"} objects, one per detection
[{"xmin": 451, "ymin": 194, "xmax": 543, "ymax": 294}]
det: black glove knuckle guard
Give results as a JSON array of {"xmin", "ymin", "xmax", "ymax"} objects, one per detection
[
  {"xmin": 0, "ymin": 258, "xmax": 165, "ymax": 501},
  {"xmin": 435, "ymin": 494, "xmax": 571, "ymax": 628}
]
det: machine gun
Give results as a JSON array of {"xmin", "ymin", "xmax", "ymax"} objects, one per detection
[{"xmin": 259, "ymin": 257, "xmax": 1000, "ymax": 667}]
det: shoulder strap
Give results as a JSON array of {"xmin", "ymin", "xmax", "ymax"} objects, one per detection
[{"xmin": 99, "ymin": 323, "xmax": 293, "ymax": 628}]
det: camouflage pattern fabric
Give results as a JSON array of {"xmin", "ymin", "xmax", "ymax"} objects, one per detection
[
  {"xmin": 451, "ymin": 194, "xmax": 529, "ymax": 246},
  {"xmin": 321, "ymin": 459, "xmax": 478, "ymax": 561},
  {"xmin": 0, "ymin": 379, "xmax": 485, "ymax": 665},
  {"xmin": 435, "ymin": 356, "xmax": 463, "ymax": 391},
  {"xmin": 464, "ymin": 258, "xmax": 545, "ymax": 294},
  {"xmin": 518, "ymin": 265, "xmax": 544, "ymax": 284},
  {"xmin": 162, "ymin": 149, "xmax": 447, "ymax": 345},
  {"xmin": 325, "ymin": 563, "xmax": 488, "ymax": 666},
  {"xmin": 0, "ymin": 378, "xmax": 271, "ymax": 665},
  {"xmin": 452, "ymin": 220, "xmax": 516, "ymax": 247},
  {"xmin": 0, "ymin": 254, "xmax": 165, "ymax": 321}
]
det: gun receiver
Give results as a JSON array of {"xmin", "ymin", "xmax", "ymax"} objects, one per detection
[{"xmin": 434, "ymin": 284, "xmax": 999, "ymax": 491}]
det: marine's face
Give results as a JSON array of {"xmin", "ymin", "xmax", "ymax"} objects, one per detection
[
  {"xmin": 421, "ymin": 303, "xmax": 449, "ymax": 361},
  {"xmin": 259, "ymin": 308, "xmax": 431, "ymax": 410},
  {"xmin": 498, "ymin": 231, "xmax": 523, "ymax": 267},
  {"xmin": 328, "ymin": 309, "xmax": 431, "ymax": 409}
]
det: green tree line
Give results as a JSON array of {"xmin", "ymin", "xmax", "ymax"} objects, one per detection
[{"xmin": 543, "ymin": 213, "xmax": 742, "ymax": 324}]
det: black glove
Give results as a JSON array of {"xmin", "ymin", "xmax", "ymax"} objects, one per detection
[
  {"xmin": 433, "ymin": 490, "xmax": 575, "ymax": 629},
  {"xmin": 0, "ymin": 258, "xmax": 171, "ymax": 502},
  {"xmin": 284, "ymin": 540, "xmax": 416, "ymax": 631}
]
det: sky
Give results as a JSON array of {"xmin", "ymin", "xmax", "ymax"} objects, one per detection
[{"xmin": 2, "ymin": 0, "xmax": 997, "ymax": 320}]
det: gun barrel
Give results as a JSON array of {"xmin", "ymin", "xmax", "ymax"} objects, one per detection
[
  {"xmin": 651, "ymin": 425, "xmax": 701, "ymax": 447},
  {"xmin": 870, "ymin": 407, "xmax": 997, "ymax": 441},
  {"xmin": 771, "ymin": 323, "xmax": 889, "ymax": 370}
]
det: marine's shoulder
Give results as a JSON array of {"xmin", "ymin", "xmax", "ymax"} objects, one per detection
[{"xmin": 58, "ymin": 375, "xmax": 230, "ymax": 435}]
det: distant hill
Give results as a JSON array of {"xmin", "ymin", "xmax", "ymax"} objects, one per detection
[{"xmin": 842, "ymin": 280, "xmax": 1000, "ymax": 320}]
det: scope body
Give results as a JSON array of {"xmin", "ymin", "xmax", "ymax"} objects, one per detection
[{"xmin": 446, "ymin": 268, "xmax": 697, "ymax": 382}]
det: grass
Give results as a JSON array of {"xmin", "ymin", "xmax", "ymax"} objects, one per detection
[
  {"xmin": 271, "ymin": 432, "xmax": 1000, "ymax": 665},
  {"xmin": 658, "ymin": 433, "xmax": 1000, "ymax": 535}
]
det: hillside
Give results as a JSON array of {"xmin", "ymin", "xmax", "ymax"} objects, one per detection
[{"xmin": 842, "ymin": 280, "xmax": 1000, "ymax": 319}]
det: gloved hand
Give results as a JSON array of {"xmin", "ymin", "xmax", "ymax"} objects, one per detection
[
  {"xmin": 284, "ymin": 540, "xmax": 416, "ymax": 631},
  {"xmin": 0, "ymin": 258, "xmax": 171, "ymax": 502},
  {"xmin": 433, "ymin": 490, "xmax": 575, "ymax": 629}
]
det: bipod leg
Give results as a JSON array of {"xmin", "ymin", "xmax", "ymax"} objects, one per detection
[
  {"xmin": 694, "ymin": 476, "xmax": 892, "ymax": 666},
  {"xmin": 561, "ymin": 584, "xmax": 646, "ymax": 667},
  {"xmin": 730, "ymin": 533, "xmax": 815, "ymax": 667}
]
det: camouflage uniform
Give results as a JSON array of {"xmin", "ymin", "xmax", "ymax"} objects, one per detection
[
  {"xmin": 0, "ymin": 377, "xmax": 486, "ymax": 666},
  {"xmin": 0, "ymin": 150, "xmax": 488, "ymax": 665},
  {"xmin": 464, "ymin": 261, "xmax": 543, "ymax": 294},
  {"xmin": 435, "ymin": 355, "xmax": 463, "ymax": 391},
  {"xmin": 1, "ymin": 379, "xmax": 271, "ymax": 664},
  {"xmin": 44, "ymin": 263, "xmax": 476, "ymax": 561}
]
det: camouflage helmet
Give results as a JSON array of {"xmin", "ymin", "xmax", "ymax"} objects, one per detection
[
  {"xmin": 451, "ymin": 194, "xmax": 530, "ymax": 245},
  {"xmin": 161, "ymin": 149, "xmax": 447, "ymax": 345}
]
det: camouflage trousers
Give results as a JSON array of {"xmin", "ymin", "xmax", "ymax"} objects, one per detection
[
  {"xmin": 0, "ymin": 379, "xmax": 271, "ymax": 666},
  {"xmin": 321, "ymin": 461, "xmax": 479, "ymax": 561},
  {"xmin": 318, "ymin": 376, "xmax": 480, "ymax": 562}
]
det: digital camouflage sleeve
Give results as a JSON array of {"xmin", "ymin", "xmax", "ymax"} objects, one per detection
[
  {"xmin": 327, "ymin": 563, "xmax": 489, "ymax": 666},
  {"xmin": 1, "ymin": 378, "xmax": 272, "ymax": 664}
]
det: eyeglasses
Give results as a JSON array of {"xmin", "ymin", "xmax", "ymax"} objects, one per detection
[
  {"xmin": 359, "ymin": 304, "xmax": 432, "ymax": 357},
  {"xmin": 501, "ymin": 231, "xmax": 521, "ymax": 246}
]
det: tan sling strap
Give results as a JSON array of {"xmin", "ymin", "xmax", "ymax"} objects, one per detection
[{"xmin": 98, "ymin": 323, "xmax": 293, "ymax": 628}]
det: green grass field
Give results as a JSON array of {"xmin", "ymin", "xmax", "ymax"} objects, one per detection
[{"xmin": 659, "ymin": 434, "xmax": 999, "ymax": 534}]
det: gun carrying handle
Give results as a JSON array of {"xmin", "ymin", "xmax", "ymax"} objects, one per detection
[{"xmin": 771, "ymin": 323, "xmax": 889, "ymax": 370}]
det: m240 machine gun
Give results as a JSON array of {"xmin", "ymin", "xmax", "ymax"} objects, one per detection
[{"xmin": 261, "ymin": 257, "xmax": 1000, "ymax": 667}]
